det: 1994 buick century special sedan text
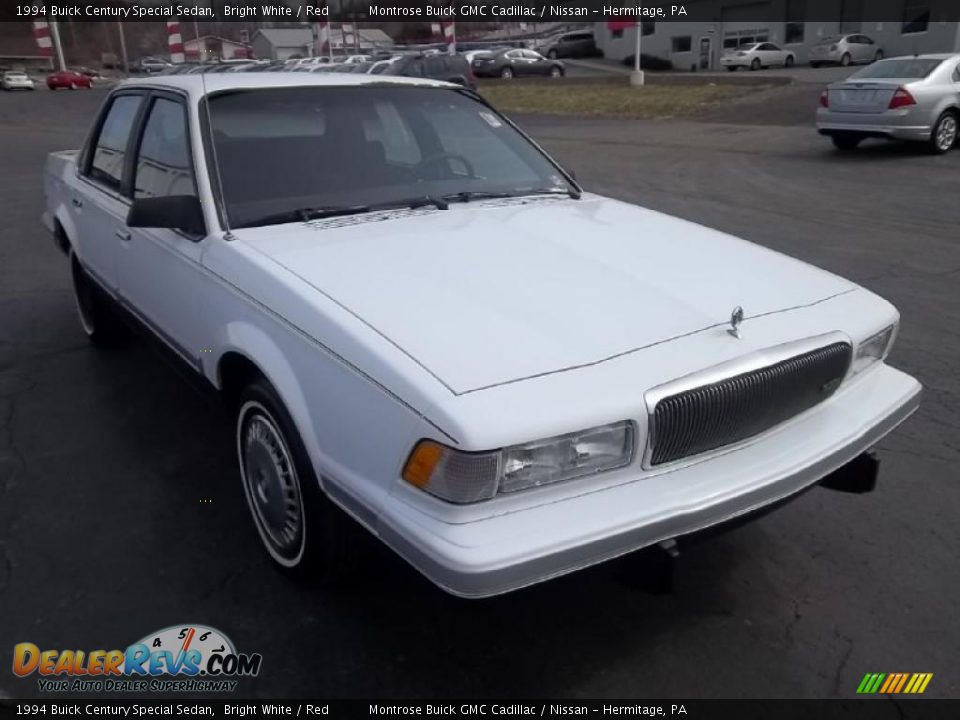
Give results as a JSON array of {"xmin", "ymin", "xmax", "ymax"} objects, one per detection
[{"xmin": 43, "ymin": 74, "xmax": 921, "ymax": 597}]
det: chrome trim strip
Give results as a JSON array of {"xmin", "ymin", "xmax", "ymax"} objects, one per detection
[{"xmin": 642, "ymin": 331, "xmax": 852, "ymax": 468}]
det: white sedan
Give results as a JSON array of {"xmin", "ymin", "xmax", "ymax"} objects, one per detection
[
  {"xmin": 2, "ymin": 70, "xmax": 35, "ymax": 90},
  {"xmin": 43, "ymin": 73, "xmax": 920, "ymax": 597},
  {"xmin": 722, "ymin": 42, "xmax": 796, "ymax": 71}
]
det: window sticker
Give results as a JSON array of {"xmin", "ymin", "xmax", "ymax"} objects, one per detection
[{"xmin": 479, "ymin": 111, "xmax": 503, "ymax": 128}]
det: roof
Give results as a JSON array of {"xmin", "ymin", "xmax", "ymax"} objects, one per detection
[
  {"xmin": 116, "ymin": 72, "xmax": 452, "ymax": 98},
  {"xmin": 253, "ymin": 27, "xmax": 394, "ymax": 48},
  {"xmin": 253, "ymin": 28, "xmax": 312, "ymax": 49}
]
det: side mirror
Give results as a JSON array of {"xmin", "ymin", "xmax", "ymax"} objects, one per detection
[{"xmin": 126, "ymin": 195, "xmax": 205, "ymax": 236}]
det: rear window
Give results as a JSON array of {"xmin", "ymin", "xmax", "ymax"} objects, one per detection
[{"xmin": 851, "ymin": 58, "xmax": 943, "ymax": 79}]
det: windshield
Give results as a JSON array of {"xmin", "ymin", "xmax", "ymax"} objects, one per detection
[
  {"xmin": 850, "ymin": 58, "xmax": 943, "ymax": 79},
  {"xmin": 204, "ymin": 86, "xmax": 576, "ymax": 229}
]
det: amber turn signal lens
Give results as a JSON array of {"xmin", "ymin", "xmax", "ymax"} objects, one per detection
[{"xmin": 402, "ymin": 441, "xmax": 445, "ymax": 488}]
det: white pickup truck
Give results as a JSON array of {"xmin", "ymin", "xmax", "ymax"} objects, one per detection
[{"xmin": 43, "ymin": 73, "xmax": 921, "ymax": 597}]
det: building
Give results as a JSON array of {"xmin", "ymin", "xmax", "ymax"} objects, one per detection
[
  {"xmin": 251, "ymin": 26, "xmax": 394, "ymax": 60},
  {"xmin": 183, "ymin": 36, "xmax": 252, "ymax": 62},
  {"xmin": 595, "ymin": 0, "xmax": 960, "ymax": 71}
]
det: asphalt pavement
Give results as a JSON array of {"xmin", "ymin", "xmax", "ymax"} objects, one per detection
[{"xmin": 1, "ymin": 86, "xmax": 958, "ymax": 700}]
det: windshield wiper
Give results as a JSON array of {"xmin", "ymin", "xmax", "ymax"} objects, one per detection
[
  {"xmin": 442, "ymin": 188, "xmax": 582, "ymax": 205},
  {"xmin": 372, "ymin": 195, "xmax": 449, "ymax": 211},
  {"xmin": 441, "ymin": 191, "xmax": 514, "ymax": 203},
  {"xmin": 235, "ymin": 205, "xmax": 371, "ymax": 228},
  {"xmin": 513, "ymin": 187, "xmax": 582, "ymax": 200}
]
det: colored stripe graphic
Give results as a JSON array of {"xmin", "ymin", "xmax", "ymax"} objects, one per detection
[
  {"xmin": 32, "ymin": 21, "xmax": 53, "ymax": 57},
  {"xmin": 167, "ymin": 20, "xmax": 185, "ymax": 64},
  {"xmin": 857, "ymin": 672, "xmax": 933, "ymax": 694}
]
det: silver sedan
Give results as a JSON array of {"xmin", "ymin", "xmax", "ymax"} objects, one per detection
[
  {"xmin": 809, "ymin": 34, "xmax": 884, "ymax": 67},
  {"xmin": 816, "ymin": 54, "xmax": 960, "ymax": 154}
]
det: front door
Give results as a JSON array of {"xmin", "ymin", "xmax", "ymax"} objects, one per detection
[
  {"xmin": 698, "ymin": 37, "xmax": 713, "ymax": 70},
  {"xmin": 116, "ymin": 91, "xmax": 208, "ymax": 367}
]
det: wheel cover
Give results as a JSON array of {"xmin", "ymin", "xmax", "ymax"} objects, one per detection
[
  {"xmin": 936, "ymin": 116, "xmax": 957, "ymax": 150},
  {"xmin": 239, "ymin": 404, "xmax": 305, "ymax": 565}
]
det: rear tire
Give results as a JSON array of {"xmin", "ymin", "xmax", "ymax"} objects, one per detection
[
  {"xmin": 929, "ymin": 110, "xmax": 958, "ymax": 154},
  {"xmin": 840, "ymin": 53, "xmax": 851, "ymax": 67},
  {"xmin": 500, "ymin": 66, "xmax": 514, "ymax": 79},
  {"xmin": 784, "ymin": 55, "xmax": 795, "ymax": 67},
  {"xmin": 236, "ymin": 379, "xmax": 355, "ymax": 583},
  {"xmin": 873, "ymin": 50, "xmax": 884, "ymax": 63},
  {"xmin": 70, "ymin": 252, "xmax": 125, "ymax": 345},
  {"xmin": 831, "ymin": 133, "xmax": 862, "ymax": 151},
  {"xmin": 750, "ymin": 58, "xmax": 761, "ymax": 71}
]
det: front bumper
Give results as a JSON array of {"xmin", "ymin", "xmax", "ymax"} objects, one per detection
[{"xmin": 377, "ymin": 363, "xmax": 920, "ymax": 597}]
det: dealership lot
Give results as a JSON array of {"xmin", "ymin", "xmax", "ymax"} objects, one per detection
[{"xmin": 0, "ymin": 87, "xmax": 958, "ymax": 698}]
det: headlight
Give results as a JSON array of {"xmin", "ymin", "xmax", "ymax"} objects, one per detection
[
  {"xmin": 851, "ymin": 323, "xmax": 897, "ymax": 375},
  {"xmin": 402, "ymin": 421, "xmax": 635, "ymax": 504}
]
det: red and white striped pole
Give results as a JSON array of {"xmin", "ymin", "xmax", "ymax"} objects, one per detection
[
  {"xmin": 313, "ymin": 3, "xmax": 331, "ymax": 60},
  {"xmin": 167, "ymin": 19, "xmax": 185, "ymax": 64},
  {"xmin": 441, "ymin": 20, "xmax": 456, "ymax": 54},
  {"xmin": 32, "ymin": 20, "xmax": 54, "ymax": 64}
]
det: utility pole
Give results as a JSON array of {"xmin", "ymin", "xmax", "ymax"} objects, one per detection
[
  {"xmin": 49, "ymin": 21, "xmax": 67, "ymax": 71},
  {"xmin": 116, "ymin": 22, "xmax": 129, "ymax": 74},
  {"xmin": 630, "ymin": 22, "xmax": 645, "ymax": 86}
]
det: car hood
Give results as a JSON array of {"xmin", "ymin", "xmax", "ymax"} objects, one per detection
[{"xmin": 230, "ymin": 194, "xmax": 855, "ymax": 394}]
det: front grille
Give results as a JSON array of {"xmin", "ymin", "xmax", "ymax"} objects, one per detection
[{"xmin": 648, "ymin": 342, "xmax": 852, "ymax": 466}]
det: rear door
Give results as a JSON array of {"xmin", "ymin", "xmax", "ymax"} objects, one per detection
[
  {"xmin": 116, "ymin": 90, "xmax": 207, "ymax": 366},
  {"xmin": 73, "ymin": 91, "xmax": 146, "ymax": 293}
]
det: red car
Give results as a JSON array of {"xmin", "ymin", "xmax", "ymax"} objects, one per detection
[{"xmin": 46, "ymin": 70, "xmax": 92, "ymax": 90}]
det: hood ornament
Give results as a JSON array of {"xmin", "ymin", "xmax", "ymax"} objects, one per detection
[{"xmin": 727, "ymin": 306, "xmax": 744, "ymax": 339}]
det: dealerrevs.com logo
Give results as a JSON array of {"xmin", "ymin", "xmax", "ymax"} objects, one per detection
[{"xmin": 13, "ymin": 624, "xmax": 262, "ymax": 693}]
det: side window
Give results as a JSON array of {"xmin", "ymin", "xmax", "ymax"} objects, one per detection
[
  {"xmin": 87, "ymin": 94, "xmax": 143, "ymax": 191},
  {"xmin": 425, "ymin": 56, "xmax": 446, "ymax": 76},
  {"xmin": 954, "ymin": 63, "xmax": 960, "ymax": 82},
  {"xmin": 134, "ymin": 97, "xmax": 195, "ymax": 200}
]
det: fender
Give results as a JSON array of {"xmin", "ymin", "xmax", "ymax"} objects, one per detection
[{"xmin": 210, "ymin": 321, "xmax": 323, "ymax": 477}]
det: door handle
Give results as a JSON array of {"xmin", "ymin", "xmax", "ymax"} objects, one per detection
[
  {"xmin": 115, "ymin": 229, "xmax": 131, "ymax": 242},
  {"xmin": 71, "ymin": 197, "xmax": 82, "ymax": 208}
]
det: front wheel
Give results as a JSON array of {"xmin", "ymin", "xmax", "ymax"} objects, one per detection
[
  {"xmin": 873, "ymin": 50, "xmax": 884, "ymax": 63},
  {"xmin": 236, "ymin": 379, "xmax": 353, "ymax": 581},
  {"xmin": 840, "ymin": 53, "xmax": 851, "ymax": 67},
  {"xmin": 784, "ymin": 55, "xmax": 795, "ymax": 67},
  {"xmin": 69, "ymin": 82, "xmax": 77, "ymax": 90},
  {"xmin": 929, "ymin": 111, "xmax": 958, "ymax": 154},
  {"xmin": 750, "ymin": 58, "xmax": 761, "ymax": 71},
  {"xmin": 549, "ymin": 65, "xmax": 563, "ymax": 78}
]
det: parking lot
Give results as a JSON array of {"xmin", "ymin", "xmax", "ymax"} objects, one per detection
[{"xmin": 1, "ymin": 85, "xmax": 958, "ymax": 699}]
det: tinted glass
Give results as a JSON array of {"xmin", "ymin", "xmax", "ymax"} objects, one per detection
[
  {"xmin": 205, "ymin": 86, "xmax": 574, "ymax": 229},
  {"xmin": 89, "ymin": 94, "xmax": 142, "ymax": 190},
  {"xmin": 134, "ymin": 97, "xmax": 194, "ymax": 200},
  {"xmin": 851, "ymin": 58, "xmax": 942, "ymax": 79}
]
